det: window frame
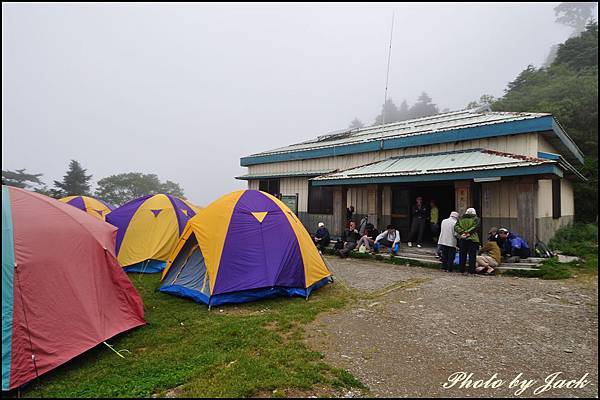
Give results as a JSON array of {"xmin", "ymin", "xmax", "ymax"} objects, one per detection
[
  {"xmin": 258, "ymin": 179, "xmax": 280, "ymax": 197},
  {"xmin": 308, "ymin": 180, "xmax": 334, "ymax": 215},
  {"xmin": 552, "ymin": 179, "xmax": 561, "ymax": 219}
]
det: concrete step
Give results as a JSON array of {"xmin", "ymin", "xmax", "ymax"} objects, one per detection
[
  {"xmin": 523, "ymin": 257, "xmax": 546, "ymax": 263},
  {"xmin": 329, "ymin": 244, "xmax": 543, "ymax": 270},
  {"xmin": 398, "ymin": 253, "xmax": 441, "ymax": 262},
  {"xmin": 400, "ymin": 247, "xmax": 438, "ymax": 256},
  {"xmin": 496, "ymin": 265, "xmax": 540, "ymax": 272},
  {"xmin": 501, "ymin": 262, "xmax": 541, "ymax": 268},
  {"xmin": 382, "ymin": 254, "xmax": 441, "ymax": 265}
]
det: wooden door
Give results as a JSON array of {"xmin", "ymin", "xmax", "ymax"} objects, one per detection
[
  {"xmin": 391, "ymin": 187, "xmax": 411, "ymax": 240},
  {"xmin": 516, "ymin": 183, "xmax": 535, "ymax": 247}
]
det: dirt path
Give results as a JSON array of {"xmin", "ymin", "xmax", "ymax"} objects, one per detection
[{"xmin": 306, "ymin": 256, "xmax": 598, "ymax": 398}]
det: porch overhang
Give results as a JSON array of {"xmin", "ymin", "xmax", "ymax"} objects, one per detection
[{"xmin": 310, "ymin": 148, "xmax": 563, "ymax": 186}]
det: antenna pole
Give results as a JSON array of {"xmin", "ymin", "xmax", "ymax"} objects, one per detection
[{"xmin": 382, "ymin": 10, "xmax": 395, "ymax": 126}]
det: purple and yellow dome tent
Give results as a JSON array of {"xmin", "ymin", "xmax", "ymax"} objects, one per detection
[
  {"xmin": 106, "ymin": 194, "xmax": 196, "ymax": 273},
  {"xmin": 58, "ymin": 195, "xmax": 115, "ymax": 221},
  {"xmin": 160, "ymin": 190, "xmax": 332, "ymax": 307}
]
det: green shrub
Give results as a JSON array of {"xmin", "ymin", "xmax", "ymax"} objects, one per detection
[{"xmin": 548, "ymin": 223, "xmax": 598, "ymax": 256}]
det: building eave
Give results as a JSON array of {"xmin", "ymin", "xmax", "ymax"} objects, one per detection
[{"xmin": 310, "ymin": 164, "xmax": 563, "ymax": 186}]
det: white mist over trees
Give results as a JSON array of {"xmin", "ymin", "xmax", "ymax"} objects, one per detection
[{"xmin": 543, "ymin": 2, "xmax": 597, "ymax": 66}]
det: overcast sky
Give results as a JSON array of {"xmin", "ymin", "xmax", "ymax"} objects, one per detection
[{"xmin": 2, "ymin": 2, "xmax": 588, "ymax": 205}]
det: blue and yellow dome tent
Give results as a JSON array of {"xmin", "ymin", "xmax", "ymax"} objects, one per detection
[
  {"xmin": 160, "ymin": 190, "xmax": 332, "ymax": 307},
  {"xmin": 106, "ymin": 194, "xmax": 196, "ymax": 273}
]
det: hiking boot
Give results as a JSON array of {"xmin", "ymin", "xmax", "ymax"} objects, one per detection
[
  {"xmin": 417, "ymin": 244, "xmax": 422, "ymax": 248},
  {"xmin": 408, "ymin": 242, "xmax": 412, "ymax": 247}
]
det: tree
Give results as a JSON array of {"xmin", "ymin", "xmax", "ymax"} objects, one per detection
[
  {"xmin": 53, "ymin": 160, "xmax": 93, "ymax": 197},
  {"xmin": 466, "ymin": 94, "xmax": 496, "ymax": 109},
  {"xmin": 2, "ymin": 168, "xmax": 45, "ymax": 189},
  {"xmin": 348, "ymin": 118, "xmax": 364, "ymax": 129},
  {"xmin": 407, "ymin": 92, "xmax": 439, "ymax": 119},
  {"xmin": 95, "ymin": 172, "xmax": 185, "ymax": 206},
  {"xmin": 374, "ymin": 98, "xmax": 400, "ymax": 125},
  {"xmin": 554, "ymin": 2, "xmax": 597, "ymax": 36},
  {"xmin": 554, "ymin": 21, "xmax": 598, "ymax": 70},
  {"xmin": 543, "ymin": 3, "xmax": 596, "ymax": 66},
  {"xmin": 505, "ymin": 65, "xmax": 539, "ymax": 92},
  {"xmin": 397, "ymin": 100, "xmax": 410, "ymax": 121},
  {"xmin": 493, "ymin": 22, "xmax": 598, "ymax": 222},
  {"xmin": 160, "ymin": 180, "xmax": 185, "ymax": 198}
]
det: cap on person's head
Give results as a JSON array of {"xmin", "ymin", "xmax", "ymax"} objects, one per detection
[
  {"xmin": 450, "ymin": 211, "xmax": 459, "ymax": 219},
  {"xmin": 318, "ymin": 222, "xmax": 325, "ymax": 228},
  {"xmin": 465, "ymin": 207, "xmax": 477, "ymax": 215},
  {"xmin": 498, "ymin": 227, "xmax": 509, "ymax": 234},
  {"xmin": 488, "ymin": 227, "xmax": 498, "ymax": 235}
]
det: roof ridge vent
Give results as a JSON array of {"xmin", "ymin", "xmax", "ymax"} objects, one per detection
[
  {"xmin": 469, "ymin": 103, "xmax": 492, "ymax": 113},
  {"xmin": 316, "ymin": 130, "xmax": 353, "ymax": 142}
]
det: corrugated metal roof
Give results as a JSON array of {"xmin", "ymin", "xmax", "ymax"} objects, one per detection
[
  {"xmin": 312, "ymin": 149, "xmax": 555, "ymax": 181},
  {"xmin": 250, "ymin": 109, "xmax": 551, "ymax": 157},
  {"xmin": 235, "ymin": 169, "xmax": 337, "ymax": 180}
]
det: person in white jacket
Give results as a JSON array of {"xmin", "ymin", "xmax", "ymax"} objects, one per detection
[
  {"xmin": 438, "ymin": 211, "xmax": 460, "ymax": 272},
  {"xmin": 373, "ymin": 225, "xmax": 401, "ymax": 254}
]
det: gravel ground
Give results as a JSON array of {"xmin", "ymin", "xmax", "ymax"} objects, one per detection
[{"xmin": 306, "ymin": 256, "xmax": 598, "ymax": 398}]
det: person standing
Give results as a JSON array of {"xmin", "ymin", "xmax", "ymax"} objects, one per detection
[
  {"xmin": 346, "ymin": 205, "xmax": 355, "ymax": 224},
  {"xmin": 430, "ymin": 200, "xmax": 440, "ymax": 243},
  {"xmin": 454, "ymin": 208, "xmax": 481, "ymax": 275},
  {"xmin": 438, "ymin": 211, "xmax": 459, "ymax": 272},
  {"xmin": 407, "ymin": 196, "xmax": 429, "ymax": 248}
]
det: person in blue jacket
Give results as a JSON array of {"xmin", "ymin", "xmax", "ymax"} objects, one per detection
[
  {"xmin": 494, "ymin": 227, "xmax": 531, "ymax": 261},
  {"xmin": 313, "ymin": 222, "xmax": 331, "ymax": 254}
]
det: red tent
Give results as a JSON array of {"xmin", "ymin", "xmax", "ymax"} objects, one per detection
[{"xmin": 2, "ymin": 186, "xmax": 145, "ymax": 391}]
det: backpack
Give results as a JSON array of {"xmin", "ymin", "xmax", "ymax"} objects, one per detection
[
  {"xmin": 534, "ymin": 240, "xmax": 554, "ymax": 258},
  {"xmin": 358, "ymin": 216, "xmax": 368, "ymax": 235}
]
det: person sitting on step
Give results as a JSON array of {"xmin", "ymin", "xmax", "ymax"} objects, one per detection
[
  {"xmin": 356, "ymin": 222, "xmax": 379, "ymax": 253},
  {"xmin": 373, "ymin": 224, "xmax": 401, "ymax": 255}
]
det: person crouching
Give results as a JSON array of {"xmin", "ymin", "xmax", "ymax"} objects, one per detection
[{"xmin": 373, "ymin": 225, "xmax": 401, "ymax": 255}]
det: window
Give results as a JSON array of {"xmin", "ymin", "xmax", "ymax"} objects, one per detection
[
  {"xmin": 552, "ymin": 179, "xmax": 561, "ymax": 219},
  {"xmin": 308, "ymin": 181, "xmax": 333, "ymax": 214},
  {"xmin": 259, "ymin": 179, "xmax": 280, "ymax": 196}
]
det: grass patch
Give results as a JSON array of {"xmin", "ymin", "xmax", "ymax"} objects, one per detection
[
  {"xmin": 15, "ymin": 274, "xmax": 363, "ymax": 398},
  {"xmin": 548, "ymin": 223, "xmax": 598, "ymax": 257}
]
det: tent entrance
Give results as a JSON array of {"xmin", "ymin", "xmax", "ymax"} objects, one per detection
[{"xmin": 160, "ymin": 234, "xmax": 211, "ymax": 302}]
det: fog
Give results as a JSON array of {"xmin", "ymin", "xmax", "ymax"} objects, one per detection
[{"xmin": 2, "ymin": 3, "xmax": 581, "ymax": 205}]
